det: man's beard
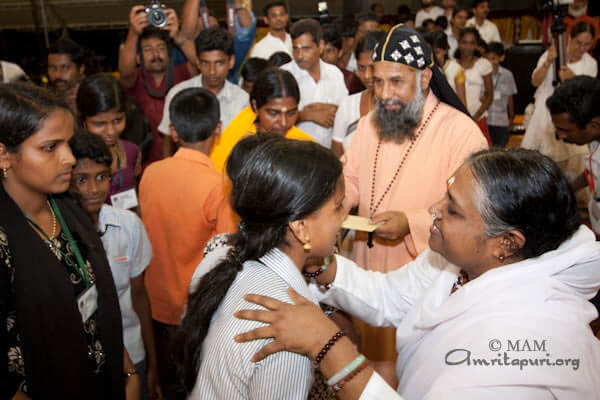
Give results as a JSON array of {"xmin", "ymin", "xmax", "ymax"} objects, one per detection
[{"xmin": 372, "ymin": 84, "xmax": 426, "ymax": 143}]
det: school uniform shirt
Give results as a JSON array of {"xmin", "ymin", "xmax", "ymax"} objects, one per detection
[
  {"xmin": 189, "ymin": 247, "xmax": 316, "ymax": 399},
  {"xmin": 98, "ymin": 205, "xmax": 152, "ymax": 364},
  {"xmin": 487, "ymin": 66, "xmax": 517, "ymax": 128},
  {"xmin": 466, "ymin": 18, "xmax": 502, "ymax": 44},
  {"xmin": 158, "ymin": 75, "xmax": 249, "ymax": 136},
  {"xmin": 281, "ymin": 59, "xmax": 348, "ymax": 148},
  {"xmin": 249, "ymin": 31, "xmax": 292, "ymax": 60},
  {"xmin": 316, "ymin": 226, "xmax": 600, "ymax": 399}
]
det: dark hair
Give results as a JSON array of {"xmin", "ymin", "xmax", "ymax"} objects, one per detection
[
  {"xmin": 478, "ymin": 37, "xmax": 488, "ymax": 53},
  {"xmin": 48, "ymin": 38, "xmax": 85, "ymax": 67},
  {"xmin": 435, "ymin": 15, "xmax": 449, "ymax": 30},
  {"xmin": 268, "ymin": 51, "xmax": 292, "ymax": 67},
  {"xmin": 422, "ymin": 18, "xmax": 435, "ymax": 28},
  {"xmin": 137, "ymin": 27, "xmax": 170, "ymax": 53},
  {"xmin": 290, "ymin": 19, "xmax": 323, "ymax": 44},
  {"xmin": 397, "ymin": 5, "xmax": 412, "ymax": 21},
  {"xmin": 467, "ymin": 148, "xmax": 580, "ymax": 259},
  {"xmin": 323, "ymin": 25, "xmax": 342, "ymax": 50},
  {"xmin": 77, "ymin": 74, "xmax": 127, "ymax": 123},
  {"xmin": 570, "ymin": 20, "xmax": 596, "ymax": 39},
  {"xmin": 487, "ymin": 41, "xmax": 505, "ymax": 56},
  {"xmin": 453, "ymin": 7, "xmax": 470, "ymax": 20},
  {"xmin": 472, "ymin": 0, "xmax": 489, "ymax": 8},
  {"xmin": 250, "ymin": 67, "xmax": 300, "ymax": 110},
  {"xmin": 354, "ymin": 30, "xmax": 386, "ymax": 60},
  {"xmin": 195, "ymin": 28, "xmax": 234, "ymax": 56},
  {"xmin": 546, "ymin": 76, "xmax": 600, "ymax": 128},
  {"xmin": 69, "ymin": 130, "xmax": 113, "ymax": 167},
  {"xmin": 0, "ymin": 83, "xmax": 71, "ymax": 152},
  {"xmin": 424, "ymin": 31, "xmax": 450, "ymax": 65},
  {"xmin": 356, "ymin": 13, "xmax": 379, "ymax": 28},
  {"xmin": 455, "ymin": 27, "xmax": 482, "ymax": 59},
  {"xmin": 241, "ymin": 58, "xmax": 270, "ymax": 83},
  {"xmin": 263, "ymin": 0, "xmax": 286, "ymax": 17},
  {"xmin": 370, "ymin": 2, "xmax": 383, "ymax": 11},
  {"xmin": 169, "ymin": 87, "xmax": 220, "ymax": 143},
  {"xmin": 175, "ymin": 134, "xmax": 343, "ymax": 393},
  {"xmin": 338, "ymin": 19, "xmax": 357, "ymax": 38}
]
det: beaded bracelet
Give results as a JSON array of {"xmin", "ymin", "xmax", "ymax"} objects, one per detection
[
  {"xmin": 303, "ymin": 256, "xmax": 331, "ymax": 279},
  {"xmin": 331, "ymin": 359, "xmax": 369, "ymax": 392},
  {"xmin": 327, "ymin": 354, "xmax": 366, "ymax": 386},
  {"xmin": 313, "ymin": 330, "xmax": 346, "ymax": 367}
]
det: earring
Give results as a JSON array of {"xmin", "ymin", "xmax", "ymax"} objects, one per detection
[
  {"xmin": 303, "ymin": 237, "xmax": 312, "ymax": 251},
  {"xmin": 498, "ymin": 255, "xmax": 505, "ymax": 261},
  {"xmin": 2, "ymin": 168, "xmax": 7, "ymax": 179}
]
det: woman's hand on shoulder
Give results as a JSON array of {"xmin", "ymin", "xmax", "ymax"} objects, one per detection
[{"xmin": 234, "ymin": 288, "xmax": 339, "ymax": 362}]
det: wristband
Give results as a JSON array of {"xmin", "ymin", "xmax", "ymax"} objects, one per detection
[
  {"xmin": 331, "ymin": 359, "xmax": 369, "ymax": 392},
  {"xmin": 327, "ymin": 354, "xmax": 366, "ymax": 386},
  {"xmin": 313, "ymin": 330, "xmax": 346, "ymax": 367}
]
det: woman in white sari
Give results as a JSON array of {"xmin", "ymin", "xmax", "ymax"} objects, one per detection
[{"xmin": 235, "ymin": 148, "xmax": 600, "ymax": 400}]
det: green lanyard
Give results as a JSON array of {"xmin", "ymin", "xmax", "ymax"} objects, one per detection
[{"xmin": 24, "ymin": 198, "xmax": 91, "ymax": 288}]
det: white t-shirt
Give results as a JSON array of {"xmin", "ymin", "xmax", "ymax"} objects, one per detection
[
  {"xmin": 281, "ymin": 59, "xmax": 349, "ymax": 148},
  {"xmin": 466, "ymin": 17, "xmax": 502, "ymax": 44},
  {"xmin": 249, "ymin": 32, "xmax": 292, "ymax": 60},
  {"xmin": 443, "ymin": 59, "xmax": 464, "ymax": 92},
  {"xmin": 99, "ymin": 205, "xmax": 152, "ymax": 364},
  {"xmin": 158, "ymin": 75, "xmax": 249, "ymax": 135},
  {"xmin": 415, "ymin": 6, "xmax": 445, "ymax": 28},
  {"xmin": 332, "ymin": 91, "xmax": 362, "ymax": 150},
  {"xmin": 444, "ymin": 27, "xmax": 458, "ymax": 59},
  {"xmin": 463, "ymin": 57, "xmax": 493, "ymax": 118}
]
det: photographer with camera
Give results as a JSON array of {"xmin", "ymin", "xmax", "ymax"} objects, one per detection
[{"xmin": 119, "ymin": 4, "xmax": 195, "ymax": 165}]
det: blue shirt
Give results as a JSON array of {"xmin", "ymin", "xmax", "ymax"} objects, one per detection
[{"xmin": 99, "ymin": 204, "xmax": 153, "ymax": 363}]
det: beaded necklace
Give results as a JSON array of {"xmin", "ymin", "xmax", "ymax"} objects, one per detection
[{"xmin": 369, "ymin": 100, "xmax": 440, "ymax": 217}]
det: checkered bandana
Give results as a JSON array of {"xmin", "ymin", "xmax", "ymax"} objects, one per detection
[{"xmin": 372, "ymin": 24, "xmax": 433, "ymax": 70}]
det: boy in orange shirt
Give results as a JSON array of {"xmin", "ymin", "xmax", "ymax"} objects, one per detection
[{"xmin": 139, "ymin": 87, "xmax": 236, "ymax": 395}]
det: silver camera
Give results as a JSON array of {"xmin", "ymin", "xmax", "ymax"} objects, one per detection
[{"xmin": 145, "ymin": 0, "xmax": 167, "ymax": 28}]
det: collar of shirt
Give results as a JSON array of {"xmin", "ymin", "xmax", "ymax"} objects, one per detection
[
  {"xmin": 192, "ymin": 75, "xmax": 235, "ymax": 104},
  {"xmin": 289, "ymin": 58, "xmax": 330, "ymax": 85},
  {"xmin": 173, "ymin": 147, "xmax": 215, "ymax": 168},
  {"xmin": 258, "ymin": 248, "xmax": 318, "ymax": 304},
  {"xmin": 98, "ymin": 204, "xmax": 122, "ymax": 233}
]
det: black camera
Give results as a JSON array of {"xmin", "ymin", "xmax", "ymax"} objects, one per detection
[{"xmin": 145, "ymin": 0, "xmax": 167, "ymax": 28}]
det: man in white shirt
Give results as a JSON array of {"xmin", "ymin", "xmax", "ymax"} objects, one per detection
[
  {"xmin": 415, "ymin": 0, "xmax": 445, "ymax": 28},
  {"xmin": 282, "ymin": 19, "xmax": 348, "ymax": 148},
  {"xmin": 249, "ymin": 1, "xmax": 292, "ymax": 60},
  {"xmin": 466, "ymin": 0, "xmax": 501, "ymax": 44},
  {"xmin": 159, "ymin": 28, "xmax": 248, "ymax": 153},
  {"xmin": 441, "ymin": 0, "xmax": 456, "ymax": 20}
]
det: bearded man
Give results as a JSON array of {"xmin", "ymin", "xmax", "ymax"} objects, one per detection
[{"xmin": 342, "ymin": 24, "xmax": 487, "ymax": 384}]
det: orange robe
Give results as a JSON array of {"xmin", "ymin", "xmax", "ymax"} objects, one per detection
[{"xmin": 342, "ymin": 91, "xmax": 487, "ymax": 361}]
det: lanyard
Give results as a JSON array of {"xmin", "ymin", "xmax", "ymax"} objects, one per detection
[
  {"xmin": 24, "ymin": 198, "xmax": 91, "ymax": 287},
  {"xmin": 115, "ymin": 152, "xmax": 123, "ymax": 189}
]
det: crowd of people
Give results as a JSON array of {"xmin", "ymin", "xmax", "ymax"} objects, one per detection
[{"xmin": 1, "ymin": 0, "xmax": 600, "ymax": 399}]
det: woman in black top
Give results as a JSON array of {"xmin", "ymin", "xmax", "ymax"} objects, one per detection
[{"xmin": 0, "ymin": 83, "xmax": 136, "ymax": 399}]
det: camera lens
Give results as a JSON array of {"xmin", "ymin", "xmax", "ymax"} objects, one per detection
[{"xmin": 147, "ymin": 8, "xmax": 167, "ymax": 27}]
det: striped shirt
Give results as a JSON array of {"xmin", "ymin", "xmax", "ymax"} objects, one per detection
[{"xmin": 189, "ymin": 247, "xmax": 317, "ymax": 399}]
